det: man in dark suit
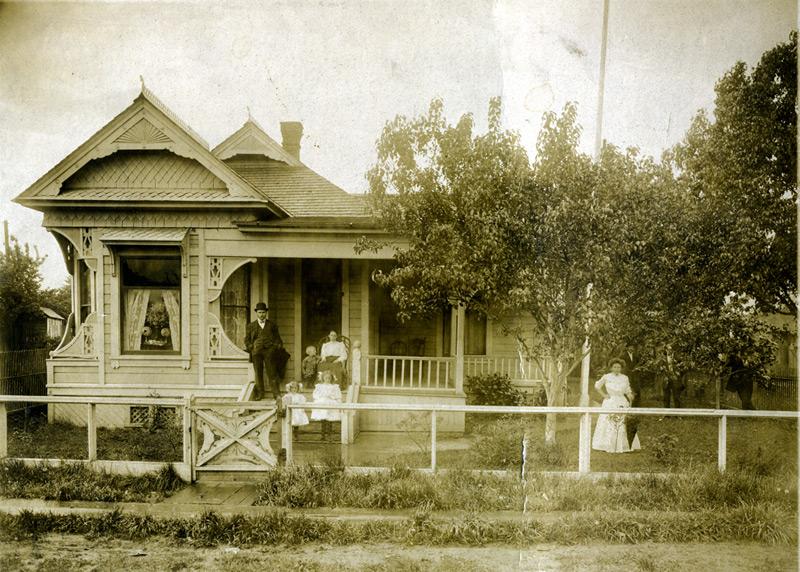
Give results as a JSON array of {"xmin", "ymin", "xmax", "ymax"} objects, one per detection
[
  {"xmin": 624, "ymin": 344, "xmax": 642, "ymax": 407},
  {"xmin": 245, "ymin": 302, "xmax": 283, "ymax": 401},
  {"xmin": 725, "ymin": 354, "xmax": 756, "ymax": 410}
]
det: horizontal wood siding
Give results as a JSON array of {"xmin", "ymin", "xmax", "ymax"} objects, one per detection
[
  {"xmin": 268, "ymin": 259, "xmax": 296, "ymax": 378},
  {"xmin": 488, "ymin": 314, "xmax": 538, "ymax": 357},
  {"xmin": 348, "ymin": 260, "xmax": 363, "ymax": 342},
  {"xmin": 203, "ymin": 364, "xmax": 249, "ymax": 387},
  {"xmin": 188, "ymin": 239, "xmax": 199, "ymax": 360},
  {"xmin": 103, "ymin": 257, "xmax": 113, "ymax": 357},
  {"xmin": 51, "ymin": 364, "xmax": 99, "ymax": 384}
]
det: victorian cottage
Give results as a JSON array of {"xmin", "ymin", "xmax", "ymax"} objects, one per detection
[{"xmin": 14, "ymin": 87, "xmax": 546, "ymax": 435}]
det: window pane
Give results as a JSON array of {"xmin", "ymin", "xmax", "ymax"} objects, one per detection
[
  {"xmin": 79, "ymin": 260, "xmax": 91, "ymax": 323},
  {"xmin": 221, "ymin": 264, "xmax": 250, "ymax": 349},
  {"xmin": 120, "ymin": 250, "xmax": 181, "ymax": 353},
  {"xmin": 122, "ymin": 257, "xmax": 180, "ymax": 287},
  {"xmin": 465, "ymin": 311, "xmax": 487, "ymax": 355}
]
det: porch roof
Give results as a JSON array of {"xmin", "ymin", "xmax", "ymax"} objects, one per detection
[
  {"xmin": 99, "ymin": 227, "xmax": 189, "ymax": 244},
  {"xmin": 235, "ymin": 216, "xmax": 381, "ymax": 232}
]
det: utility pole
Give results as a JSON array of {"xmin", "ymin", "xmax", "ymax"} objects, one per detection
[
  {"xmin": 578, "ymin": 0, "xmax": 610, "ymax": 474},
  {"xmin": 579, "ymin": 0, "xmax": 610, "ymax": 408},
  {"xmin": 3, "ymin": 220, "xmax": 9, "ymax": 255}
]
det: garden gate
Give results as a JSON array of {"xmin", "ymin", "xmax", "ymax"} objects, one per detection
[{"xmin": 190, "ymin": 400, "xmax": 280, "ymax": 480}]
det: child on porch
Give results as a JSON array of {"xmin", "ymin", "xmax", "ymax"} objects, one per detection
[
  {"xmin": 301, "ymin": 345, "xmax": 322, "ymax": 386},
  {"xmin": 282, "ymin": 381, "xmax": 309, "ymax": 439},
  {"xmin": 310, "ymin": 370, "xmax": 342, "ymax": 442}
]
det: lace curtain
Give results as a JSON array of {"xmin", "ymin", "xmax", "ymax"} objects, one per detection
[
  {"xmin": 161, "ymin": 290, "xmax": 181, "ymax": 351},
  {"xmin": 124, "ymin": 289, "xmax": 150, "ymax": 351}
]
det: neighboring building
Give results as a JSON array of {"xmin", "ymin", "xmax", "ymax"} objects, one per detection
[
  {"xmin": 39, "ymin": 307, "xmax": 66, "ymax": 340},
  {"xmin": 14, "ymin": 87, "xmax": 545, "ymax": 430}
]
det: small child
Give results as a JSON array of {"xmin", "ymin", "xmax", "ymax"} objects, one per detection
[
  {"xmin": 281, "ymin": 381, "xmax": 309, "ymax": 438},
  {"xmin": 310, "ymin": 370, "xmax": 342, "ymax": 442},
  {"xmin": 301, "ymin": 345, "xmax": 322, "ymax": 387}
]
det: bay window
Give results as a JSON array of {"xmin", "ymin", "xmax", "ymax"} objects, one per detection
[{"xmin": 120, "ymin": 248, "xmax": 181, "ymax": 354}]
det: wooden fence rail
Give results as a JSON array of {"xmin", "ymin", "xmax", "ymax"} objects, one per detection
[{"xmin": 285, "ymin": 401, "xmax": 799, "ymax": 474}]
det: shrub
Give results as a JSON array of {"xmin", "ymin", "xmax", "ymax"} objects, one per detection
[
  {"xmin": 649, "ymin": 433, "xmax": 679, "ymax": 464},
  {"xmin": 469, "ymin": 416, "xmax": 525, "ymax": 469},
  {"xmin": 465, "ymin": 373, "xmax": 524, "ymax": 406}
]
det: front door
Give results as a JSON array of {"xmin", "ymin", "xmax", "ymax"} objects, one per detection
[{"xmin": 302, "ymin": 259, "xmax": 342, "ymax": 351}]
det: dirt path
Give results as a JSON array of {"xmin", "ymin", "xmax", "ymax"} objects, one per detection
[{"xmin": 0, "ymin": 536, "xmax": 796, "ymax": 571}]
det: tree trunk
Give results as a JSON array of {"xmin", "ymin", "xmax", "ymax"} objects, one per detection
[{"xmin": 544, "ymin": 372, "xmax": 568, "ymax": 445}]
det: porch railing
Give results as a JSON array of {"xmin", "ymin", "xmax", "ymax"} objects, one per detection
[
  {"xmin": 365, "ymin": 355, "xmax": 455, "ymax": 390},
  {"xmin": 464, "ymin": 355, "xmax": 551, "ymax": 381},
  {"xmin": 364, "ymin": 354, "xmax": 555, "ymax": 390}
]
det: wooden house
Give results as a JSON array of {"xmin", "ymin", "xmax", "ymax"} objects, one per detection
[{"xmin": 14, "ymin": 88, "xmax": 544, "ymax": 432}]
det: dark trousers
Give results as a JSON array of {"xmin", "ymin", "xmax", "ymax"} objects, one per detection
[
  {"xmin": 663, "ymin": 379, "xmax": 683, "ymax": 408},
  {"xmin": 736, "ymin": 383, "xmax": 755, "ymax": 410},
  {"xmin": 252, "ymin": 351, "xmax": 280, "ymax": 400}
]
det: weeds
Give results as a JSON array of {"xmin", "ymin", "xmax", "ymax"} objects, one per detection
[
  {"xmin": 0, "ymin": 504, "xmax": 793, "ymax": 546},
  {"xmin": 0, "ymin": 459, "xmax": 186, "ymax": 502},
  {"xmin": 255, "ymin": 465, "xmax": 522, "ymax": 511}
]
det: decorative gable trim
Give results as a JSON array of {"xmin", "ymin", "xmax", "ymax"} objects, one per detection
[
  {"xmin": 113, "ymin": 118, "xmax": 173, "ymax": 146},
  {"xmin": 212, "ymin": 119, "xmax": 301, "ymax": 166},
  {"xmin": 14, "ymin": 88, "xmax": 289, "ymax": 218}
]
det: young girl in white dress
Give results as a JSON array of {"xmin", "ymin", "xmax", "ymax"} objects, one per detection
[
  {"xmin": 592, "ymin": 358, "xmax": 641, "ymax": 453},
  {"xmin": 281, "ymin": 381, "xmax": 309, "ymax": 438},
  {"xmin": 311, "ymin": 370, "xmax": 342, "ymax": 441}
]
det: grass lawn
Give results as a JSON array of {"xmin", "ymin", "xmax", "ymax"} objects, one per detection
[
  {"xmin": 379, "ymin": 410, "xmax": 797, "ymax": 475},
  {"xmin": 7, "ymin": 409, "xmax": 182, "ymax": 462}
]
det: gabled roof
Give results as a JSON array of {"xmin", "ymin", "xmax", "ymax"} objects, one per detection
[
  {"xmin": 14, "ymin": 87, "xmax": 288, "ymax": 217},
  {"xmin": 40, "ymin": 307, "xmax": 65, "ymax": 320},
  {"xmin": 212, "ymin": 119, "xmax": 301, "ymax": 166},
  {"xmin": 224, "ymin": 155, "xmax": 369, "ymax": 218}
]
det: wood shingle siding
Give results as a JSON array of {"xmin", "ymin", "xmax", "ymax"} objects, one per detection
[{"xmin": 62, "ymin": 151, "xmax": 228, "ymax": 193}]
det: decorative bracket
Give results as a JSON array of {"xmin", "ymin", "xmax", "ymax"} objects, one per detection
[{"xmin": 207, "ymin": 257, "xmax": 256, "ymax": 302}]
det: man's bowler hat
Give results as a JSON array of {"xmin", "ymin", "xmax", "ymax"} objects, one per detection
[{"xmin": 254, "ymin": 302, "xmax": 268, "ymax": 311}]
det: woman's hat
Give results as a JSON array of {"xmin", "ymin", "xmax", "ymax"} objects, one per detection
[{"xmin": 254, "ymin": 302, "xmax": 268, "ymax": 311}]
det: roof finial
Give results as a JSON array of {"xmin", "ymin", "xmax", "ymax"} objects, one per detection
[
  {"xmin": 247, "ymin": 106, "xmax": 252, "ymax": 122},
  {"xmin": 139, "ymin": 75, "xmax": 146, "ymax": 92}
]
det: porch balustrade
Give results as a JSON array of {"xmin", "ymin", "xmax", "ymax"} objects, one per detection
[
  {"xmin": 364, "ymin": 354, "xmax": 554, "ymax": 390},
  {"xmin": 365, "ymin": 355, "xmax": 455, "ymax": 390},
  {"xmin": 463, "ymin": 355, "xmax": 550, "ymax": 381}
]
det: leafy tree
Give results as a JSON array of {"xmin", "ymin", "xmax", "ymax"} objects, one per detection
[
  {"xmin": 364, "ymin": 99, "xmax": 633, "ymax": 442},
  {"xmin": 42, "ymin": 279, "xmax": 72, "ymax": 321},
  {"xmin": 0, "ymin": 236, "xmax": 46, "ymax": 349},
  {"xmin": 612, "ymin": 34, "xmax": 796, "ymax": 391},
  {"xmin": 667, "ymin": 32, "xmax": 797, "ymax": 316}
]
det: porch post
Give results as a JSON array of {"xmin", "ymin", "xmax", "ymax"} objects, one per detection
[{"xmin": 455, "ymin": 304, "xmax": 465, "ymax": 393}]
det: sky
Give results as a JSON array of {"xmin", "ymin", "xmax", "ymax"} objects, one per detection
[{"xmin": 0, "ymin": 0, "xmax": 796, "ymax": 288}]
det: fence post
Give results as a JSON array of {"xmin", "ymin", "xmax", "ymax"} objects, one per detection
[
  {"xmin": 283, "ymin": 405, "xmax": 293, "ymax": 466},
  {"xmin": 430, "ymin": 410, "xmax": 437, "ymax": 472},
  {"xmin": 182, "ymin": 397, "xmax": 192, "ymax": 468},
  {"xmin": 0, "ymin": 402, "xmax": 7, "ymax": 458},
  {"xmin": 87, "ymin": 403, "xmax": 97, "ymax": 461},
  {"xmin": 717, "ymin": 414, "xmax": 727, "ymax": 472},
  {"xmin": 578, "ymin": 411, "xmax": 591, "ymax": 474}
]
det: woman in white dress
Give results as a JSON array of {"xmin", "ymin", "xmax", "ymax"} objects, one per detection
[
  {"xmin": 319, "ymin": 330, "xmax": 348, "ymax": 386},
  {"xmin": 592, "ymin": 358, "xmax": 641, "ymax": 453}
]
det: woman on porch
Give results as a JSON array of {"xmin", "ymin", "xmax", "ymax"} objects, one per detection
[{"xmin": 319, "ymin": 330, "xmax": 347, "ymax": 386}]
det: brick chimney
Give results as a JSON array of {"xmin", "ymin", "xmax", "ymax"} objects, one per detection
[{"xmin": 280, "ymin": 121, "xmax": 303, "ymax": 161}]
